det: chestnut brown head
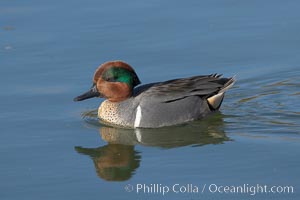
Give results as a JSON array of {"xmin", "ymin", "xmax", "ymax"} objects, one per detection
[{"xmin": 74, "ymin": 61, "xmax": 141, "ymax": 102}]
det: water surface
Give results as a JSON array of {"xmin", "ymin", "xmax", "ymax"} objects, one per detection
[{"xmin": 1, "ymin": 0, "xmax": 300, "ymax": 199}]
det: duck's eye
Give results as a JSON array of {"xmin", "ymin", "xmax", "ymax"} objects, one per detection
[{"xmin": 106, "ymin": 76, "xmax": 117, "ymax": 82}]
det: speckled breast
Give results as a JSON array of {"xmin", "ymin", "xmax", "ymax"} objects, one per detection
[{"xmin": 98, "ymin": 100, "xmax": 132, "ymax": 127}]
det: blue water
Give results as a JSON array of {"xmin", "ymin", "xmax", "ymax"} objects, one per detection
[{"xmin": 1, "ymin": 0, "xmax": 300, "ymax": 199}]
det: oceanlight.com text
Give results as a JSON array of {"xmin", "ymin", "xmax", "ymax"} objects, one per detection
[{"xmin": 124, "ymin": 183, "xmax": 294, "ymax": 196}]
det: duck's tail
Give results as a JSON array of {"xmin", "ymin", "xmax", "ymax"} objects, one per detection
[{"xmin": 207, "ymin": 76, "xmax": 236, "ymax": 110}]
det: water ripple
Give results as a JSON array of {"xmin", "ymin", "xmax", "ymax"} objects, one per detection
[{"xmin": 224, "ymin": 67, "xmax": 300, "ymax": 136}]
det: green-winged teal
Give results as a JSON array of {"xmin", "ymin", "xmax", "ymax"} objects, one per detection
[{"xmin": 74, "ymin": 61, "xmax": 235, "ymax": 128}]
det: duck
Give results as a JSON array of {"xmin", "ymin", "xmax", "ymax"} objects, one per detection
[{"xmin": 74, "ymin": 61, "xmax": 235, "ymax": 128}]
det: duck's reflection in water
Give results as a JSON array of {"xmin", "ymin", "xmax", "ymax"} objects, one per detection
[
  {"xmin": 75, "ymin": 144, "xmax": 140, "ymax": 181},
  {"xmin": 75, "ymin": 114, "xmax": 231, "ymax": 181}
]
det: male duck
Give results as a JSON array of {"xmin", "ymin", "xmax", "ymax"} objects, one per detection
[{"xmin": 74, "ymin": 61, "xmax": 235, "ymax": 128}]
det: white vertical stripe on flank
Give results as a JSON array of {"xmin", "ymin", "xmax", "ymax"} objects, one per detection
[{"xmin": 134, "ymin": 105, "xmax": 142, "ymax": 128}]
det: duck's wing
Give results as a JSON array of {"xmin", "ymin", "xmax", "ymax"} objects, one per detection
[{"xmin": 136, "ymin": 74, "xmax": 235, "ymax": 103}]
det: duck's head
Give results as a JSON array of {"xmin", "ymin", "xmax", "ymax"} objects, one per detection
[{"xmin": 74, "ymin": 61, "xmax": 141, "ymax": 102}]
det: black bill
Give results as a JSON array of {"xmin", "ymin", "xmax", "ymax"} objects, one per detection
[{"xmin": 73, "ymin": 84, "xmax": 102, "ymax": 101}]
